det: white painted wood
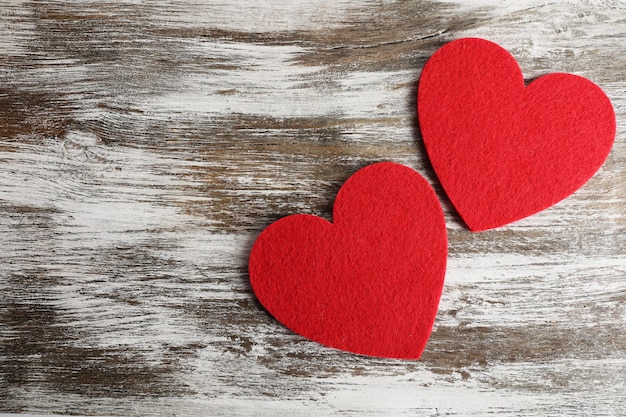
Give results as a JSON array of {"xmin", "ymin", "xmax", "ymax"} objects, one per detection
[{"xmin": 0, "ymin": 0, "xmax": 624, "ymax": 415}]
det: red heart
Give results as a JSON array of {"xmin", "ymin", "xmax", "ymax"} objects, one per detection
[
  {"xmin": 249, "ymin": 162, "xmax": 447, "ymax": 359},
  {"xmin": 418, "ymin": 38, "xmax": 616, "ymax": 231}
]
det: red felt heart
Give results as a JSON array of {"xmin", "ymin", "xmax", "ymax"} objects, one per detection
[
  {"xmin": 249, "ymin": 162, "xmax": 447, "ymax": 359},
  {"xmin": 418, "ymin": 38, "xmax": 616, "ymax": 231}
]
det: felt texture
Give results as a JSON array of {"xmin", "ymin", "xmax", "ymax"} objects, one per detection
[
  {"xmin": 248, "ymin": 162, "xmax": 447, "ymax": 359},
  {"xmin": 418, "ymin": 38, "xmax": 616, "ymax": 231}
]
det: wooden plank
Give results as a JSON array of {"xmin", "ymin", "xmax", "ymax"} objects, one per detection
[{"xmin": 0, "ymin": 0, "xmax": 624, "ymax": 415}]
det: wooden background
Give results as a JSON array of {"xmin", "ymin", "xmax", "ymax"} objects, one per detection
[{"xmin": 1, "ymin": 0, "xmax": 624, "ymax": 415}]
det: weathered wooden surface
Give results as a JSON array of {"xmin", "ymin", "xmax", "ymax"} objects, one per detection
[{"xmin": 0, "ymin": 0, "xmax": 624, "ymax": 415}]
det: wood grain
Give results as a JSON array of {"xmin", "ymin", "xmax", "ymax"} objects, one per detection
[{"xmin": 0, "ymin": 0, "xmax": 624, "ymax": 415}]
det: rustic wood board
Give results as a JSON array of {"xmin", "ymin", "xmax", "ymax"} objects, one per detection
[{"xmin": 0, "ymin": 0, "xmax": 624, "ymax": 415}]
